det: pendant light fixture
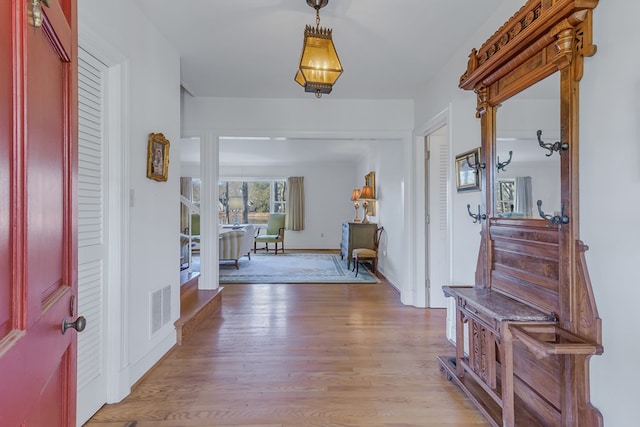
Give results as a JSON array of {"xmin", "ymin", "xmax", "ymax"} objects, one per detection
[{"xmin": 294, "ymin": 0, "xmax": 343, "ymax": 98}]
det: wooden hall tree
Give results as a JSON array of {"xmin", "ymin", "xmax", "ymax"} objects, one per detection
[
  {"xmin": 438, "ymin": 1, "xmax": 603, "ymax": 426},
  {"xmin": 0, "ymin": 0, "xmax": 81, "ymax": 425}
]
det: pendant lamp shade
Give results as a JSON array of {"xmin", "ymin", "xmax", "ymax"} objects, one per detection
[
  {"xmin": 295, "ymin": 0, "xmax": 343, "ymax": 97},
  {"xmin": 295, "ymin": 26, "xmax": 343, "ymax": 96}
]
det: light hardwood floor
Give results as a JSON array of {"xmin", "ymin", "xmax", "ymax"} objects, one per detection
[{"xmin": 84, "ymin": 281, "xmax": 489, "ymax": 426}]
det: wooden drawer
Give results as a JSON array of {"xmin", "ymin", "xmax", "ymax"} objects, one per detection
[{"xmin": 460, "ymin": 300, "xmax": 499, "ymax": 335}]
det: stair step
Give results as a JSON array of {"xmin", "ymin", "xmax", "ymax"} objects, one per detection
[{"xmin": 175, "ymin": 277, "xmax": 223, "ymax": 345}]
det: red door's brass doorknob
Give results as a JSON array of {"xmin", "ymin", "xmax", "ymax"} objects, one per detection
[{"xmin": 62, "ymin": 316, "xmax": 87, "ymax": 334}]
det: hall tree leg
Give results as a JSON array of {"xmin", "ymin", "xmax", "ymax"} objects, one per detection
[
  {"xmin": 455, "ymin": 306, "xmax": 465, "ymax": 377},
  {"xmin": 501, "ymin": 325, "xmax": 515, "ymax": 427}
]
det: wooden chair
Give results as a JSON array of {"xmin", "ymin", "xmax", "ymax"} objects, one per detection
[
  {"xmin": 253, "ymin": 213, "xmax": 286, "ymax": 254},
  {"xmin": 352, "ymin": 226, "xmax": 384, "ymax": 277}
]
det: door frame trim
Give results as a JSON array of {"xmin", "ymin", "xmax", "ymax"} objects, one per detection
[{"xmin": 414, "ymin": 105, "xmax": 453, "ymax": 308}]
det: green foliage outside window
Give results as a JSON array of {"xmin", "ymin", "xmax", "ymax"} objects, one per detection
[{"xmin": 219, "ymin": 179, "xmax": 286, "ymax": 224}]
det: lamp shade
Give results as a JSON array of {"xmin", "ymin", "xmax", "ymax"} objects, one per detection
[
  {"xmin": 351, "ymin": 188, "xmax": 361, "ymax": 201},
  {"xmin": 295, "ymin": 25, "xmax": 343, "ymax": 96},
  {"xmin": 228, "ymin": 197, "xmax": 244, "ymax": 210},
  {"xmin": 359, "ymin": 185, "xmax": 374, "ymax": 200}
]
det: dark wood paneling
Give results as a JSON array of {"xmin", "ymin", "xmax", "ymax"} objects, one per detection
[
  {"xmin": 490, "ymin": 221, "xmax": 560, "ymax": 314},
  {"xmin": 513, "ymin": 341, "xmax": 561, "ymax": 409},
  {"xmin": 490, "ymin": 221, "xmax": 559, "ymax": 244},
  {"xmin": 493, "ymin": 249, "xmax": 558, "ymax": 281},
  {"xmin": 492, "ymin": 262, "xmax": 558, "ymax": 293},
  {"xmin": 492, "ymin": 270, "xmax": 559, "ymax": 315},
  {"xmin": 492, "ymin": 237, "xmax": 559, "ymax": 261}
]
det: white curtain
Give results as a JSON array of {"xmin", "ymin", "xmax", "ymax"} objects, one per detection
[
  {"xmin": 514, "ymin": 176, "xmax": 533, "ymax": 217},
  {"xmin": 285, "ymin": 176, "xmax": 305, "ymax": 231}
]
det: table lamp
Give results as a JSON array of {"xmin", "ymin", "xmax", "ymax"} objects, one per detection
[
  {"xmin": 228, "ymin": 197, "xmax": 244, "ymax": 225},
  {"xmin": 351, "ymin": 189, "xmax": 361, "ymax": 222}
]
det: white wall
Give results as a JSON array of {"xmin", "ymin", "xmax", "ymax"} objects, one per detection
[
  {"xmin": 415, "ymin": 1, "xmax": 640, "ymax": 424},
  {"xmin": 414, "ymin": 2, "xmax": 517, "ymax": 294},
  {"xmin": 183, "ymin": 97, "xmax": 413, "ymax": 134},
  {"xmin": 357, "ymin": 141, "xmax": 406, "ymax": 289},
  {"xmin": 580, "ymin": 2, "xmax": 640, "ymax": 425},
  {"xmin": 79, "ymin": 0, "xmax": 181, "ymax": 394}
]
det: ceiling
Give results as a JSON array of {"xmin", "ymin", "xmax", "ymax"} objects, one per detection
[
  {"xmin": 132, "ymin": 0, "xmax": 508, "ymax": 164},
  {"xmin": 133, "ymin": 0, "xmax": 507, "ymax": 99}
]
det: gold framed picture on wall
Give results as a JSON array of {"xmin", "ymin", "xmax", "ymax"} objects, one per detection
[
  {"xmin": 455, "ymin": 147, "xmax": 481, "ymax": 192},
  {"xmin": 147, "ymin": 132, "xmax": 170, "ymax": 182},
  {"xmin": 364, "ymin": 171, "xmax": 376, "ymax": 216}
]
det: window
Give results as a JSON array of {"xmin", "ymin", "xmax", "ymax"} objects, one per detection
[
  {"xmin": 179, "ymin": 177, "xmax": 201, "ymax": 270},
  {"xmin": 180, "ymin": 177, "xmax": 201, "ymax": 234},
  {"xmin": 219, "ymin": 179, "xmax": 286, "ymax": 225},
  {"xmin": 496, "ymin": 179, "xmax": 515, "ymax": 216},
  {"xmin": 181, "ymin": 178, "xmax": 200, "ymax": 205}
]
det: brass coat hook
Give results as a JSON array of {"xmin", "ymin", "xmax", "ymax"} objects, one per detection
[
  {"xmin": 466, "ymin": 155, "xmax": 486, "ymax": 172},
  {"xmin": 537, "ymin": 129, "xmax": 569, "ymax": 157},
  {"xmin": 497, "ymin": 150, "xmax": 513, "ymax": 172},
  {"xmin": 467, "ymin": 204, "xmax": 487, "ymax": 224},
  {"xmin": 537, "ymin": 200, "xmax": 570, "ymax": 228}
]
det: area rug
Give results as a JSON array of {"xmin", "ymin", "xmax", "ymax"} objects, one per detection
[{"xmin": 219, "ymin": 253, "xmax": 380, "ymax": 284}]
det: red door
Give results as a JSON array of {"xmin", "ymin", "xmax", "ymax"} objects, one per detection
[{"xmin": 0, "ymin": 0, "xmax": 80, "ymax": 425}]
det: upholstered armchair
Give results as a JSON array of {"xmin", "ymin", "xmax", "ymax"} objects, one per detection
[
  {"xmin": 190, "ymin": 213, "xmax": 200, "ymax": 253},
  {"xmin": 254, "ymin": 213, "xmax": 286, "ymax": 254},
  {"xmin": 219, "ymin": 224, "xmax": 256, "ymax": 269}
]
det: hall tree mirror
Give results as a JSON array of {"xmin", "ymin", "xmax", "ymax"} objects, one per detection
[
  {"xmin": 438, "ymin": 1, "xmax": 603, "ymax": 426},
  {"xmin": 495, "ymin": 74, "xmax": 560, "ymax": 219}
]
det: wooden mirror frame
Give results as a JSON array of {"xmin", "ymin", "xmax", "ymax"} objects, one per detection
[{"xmin": 447, "ymin": 1, "xmax": 603, "ymax": 426}]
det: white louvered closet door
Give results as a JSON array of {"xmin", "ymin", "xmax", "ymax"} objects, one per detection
[
  {"xmin": 77, "ymin": 47, "xmax": 109, "ymax": 425},
  {"xmin": 427, "ymin": 132, "xmax": 450, "ymax": 309}
]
